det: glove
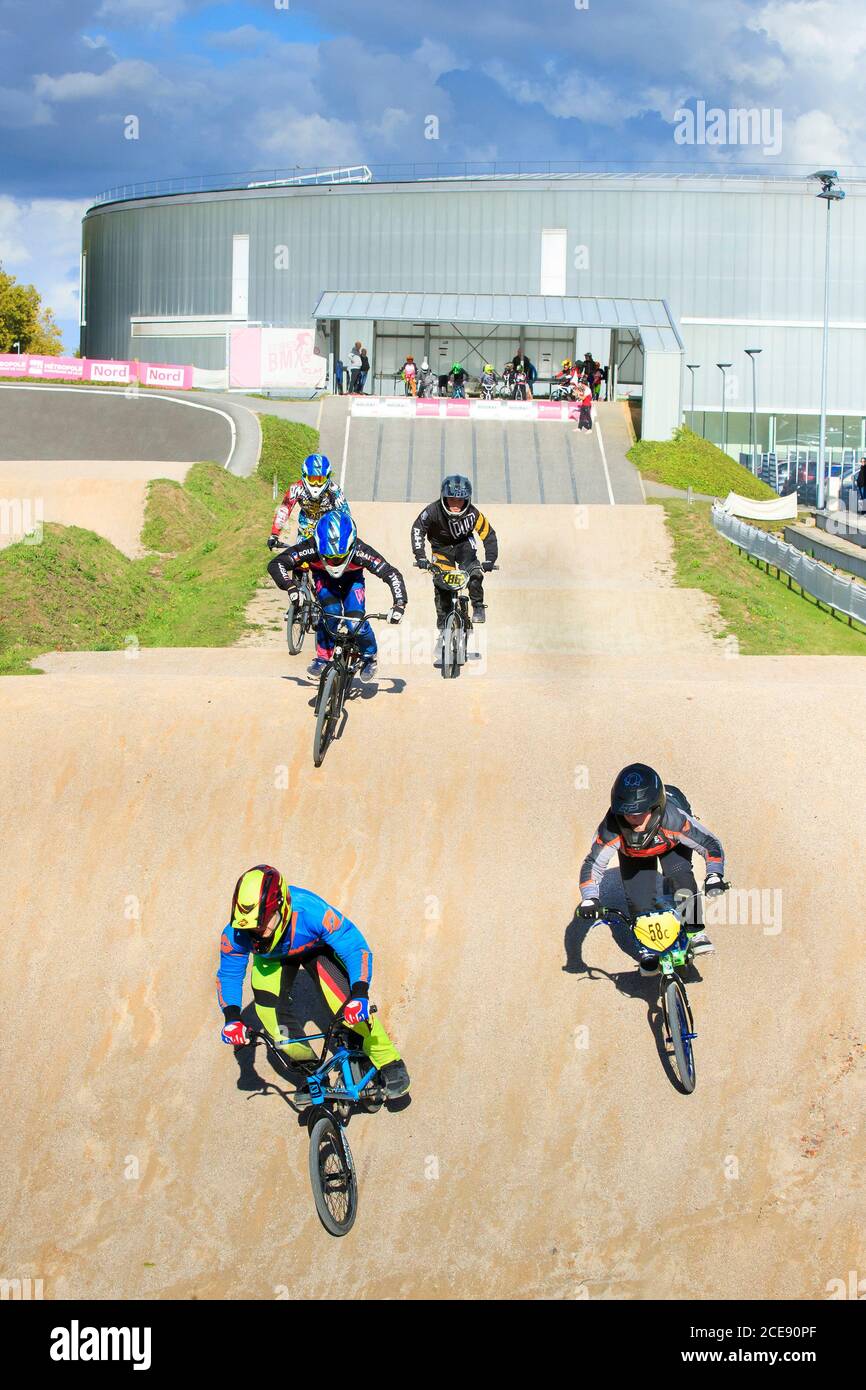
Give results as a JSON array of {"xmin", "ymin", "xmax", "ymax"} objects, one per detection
[
  {"xmin": 286, "ymin": 588, "xmax": 300, "ymax": 607},
  {"xmin": 267, "ymin": 535, "xmax": 281, "ymax": 551},
  {"xmin": 705, "ymin": 874, "xmax": 728, "ymax": 898},
  {"xmin": 481, "ymin": 561, "xmax": 495, "ymax": 573},
  {"xmin": 388, "ymin": 606, "xmax": 405, "ymax": 625},
  {"xmin": 221, "ymin": 1020, "xmax": 250, "ymax": 1046},
  {"xmin": 343, "ymin": 997, "xmax": 370, "ymax": 1027},
  {"xmin": 415, "ymin": 557, "xmax": 430, "ymax": 570},
  {"xmin": 578, "ymin": 901, "xmax": 604, "ymax": 922}
]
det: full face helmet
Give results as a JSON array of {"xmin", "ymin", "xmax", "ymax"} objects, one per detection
[
  {"xmin": 230, "ymin": 865, "xmax": 292, "ymax": 955},
  {"xmin": 611, "ymin": 763, "xmax": 667, "ymax": 850},
  {"xmin": 315, "ymin": 510, "xmax": 357, "ymax": 578},
  {"xmin": 301, "ymin": 454, "xmax": 332, "ymax": 503},
  {"xmin": 440, "ymin": 474, "xmax": 472, "ymax": 518}
]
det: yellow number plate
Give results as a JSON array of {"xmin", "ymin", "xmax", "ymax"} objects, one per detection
[
  {"xmin": 440, "ymin": 569, "xmax": 467, "ymax": 588},
  {"xmin": 633, "ymin": 910, "xmax": 681, "ymax": 953}
]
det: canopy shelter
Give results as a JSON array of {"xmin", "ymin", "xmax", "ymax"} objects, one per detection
[{"xmin": 312, "ymin": 291, "xmax": 684, "ymax": 438}]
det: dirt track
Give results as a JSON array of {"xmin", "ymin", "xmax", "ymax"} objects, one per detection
[{"xmin": 1, "ymin": 502, "xmax": 864, "ymax": 1300}]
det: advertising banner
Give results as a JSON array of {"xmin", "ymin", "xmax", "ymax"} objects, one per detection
[
  {"xmin": 0, "ymin": 354, "xmax": 194, "ymax": 390},
  {"xmin": 350, "ymin": 397, "xmax": 575, "ymax": 422},
  {"xmin": 260, "ymin": 328, "xmax": 327, "ymax": 389}
]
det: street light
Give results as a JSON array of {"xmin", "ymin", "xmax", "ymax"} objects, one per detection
[
  {"xmin": 717, "ymin": 363, "xmax": 732, "ymax": 456},
  {"xmin": 745, "ymin": 348, "xmax": 762, "ymax": 476},
  {"xmin": 686, "ymin": 364, "xmax": 700, "ymax": 430},
  {"xmin": 811, "ymin": 170, "xmax": 845, "ymax": 511},
  {"xmin": 12, "ymin": 341, "xmax": 21, "ymax": 354}
]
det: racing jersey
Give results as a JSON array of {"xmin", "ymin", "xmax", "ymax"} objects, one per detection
[
  {"xmin": 411, "ymin": 501, "xmax": 499, "ymax": 565},
  {"xmin": 273, "ymin": 535, "xmax": 407, "ymax": 607},
  {"xmin": 579, "ymin": 786, "xmax": 725, "ymax": 901},
  {"xmin": 217, "ymin": 885, "xmax": 373, "ymax": 1019},
  {"xmin": 271, "ymin": 480, "xmax": 349, "ymax": 541}
]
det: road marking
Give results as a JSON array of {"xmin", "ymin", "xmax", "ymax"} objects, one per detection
[
  {"xmin": 564, "ymin": 428, "xmax": 579, "ymax": 503},
  {"xmin": 594, "ymin": 420, "xmax": 616, "ymax": 505},
  {"xmin": 315, "ymin": 397, "xmax": 324, "ymax": 435},
  {"xmin": 533, "ymin": 423, "xmax": 546, "ymax": 503},
  {"xmin": 339, "ymin": 410, "xmax": 352, "ymax": 491}
]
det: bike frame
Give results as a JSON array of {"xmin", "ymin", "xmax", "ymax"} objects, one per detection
[{"xmin": 250, "ymin": 1007, "xmax": 379, "ymax": 1107}]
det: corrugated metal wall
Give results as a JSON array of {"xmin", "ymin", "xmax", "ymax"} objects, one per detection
[{"xmin": 81, "ymin": 176, "xmax": 866, "ymax": 412}]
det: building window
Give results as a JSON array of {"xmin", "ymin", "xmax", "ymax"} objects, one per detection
[
  {"xmin": 540, "ymin": 229, "xmax": 567, "ymax": 297},
  {"xmin": 232, "ymin": 235, "xmax": 249, "ymax": 319}
]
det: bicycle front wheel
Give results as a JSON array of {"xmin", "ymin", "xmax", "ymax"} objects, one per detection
[
  {"xmin": 664, "ymin": 976, "xmax": 696, "ymax": 1094},
  {"xmin": 441, "ymin": 613, "xmax": 460, "ymax": 680},
  {"xmin": 287, "ymin": 601, "xmax": 308, "ymax": 655},
  {"xmin": 308, "ymin": 1113, "xmax": 357, "ymax": 1236},
  {"xmin": 313, "ymin": 666, "xmax": 340, "ymax": 767}
]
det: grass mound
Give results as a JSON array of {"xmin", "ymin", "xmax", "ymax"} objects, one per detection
[
  {"xmin": 256, "ymin": 414, "xmax": 319, "ymax": 494},
  {"xmin": 0, "ymin": 414, "xmax": 316, "ymax": 673},
  {"xmin": 629, "ymin": 427, "xmax": 776, "ymax": 501},
  {"xmin": 659, "ymin": 500, "xmax": 866, "ymax": 654}
]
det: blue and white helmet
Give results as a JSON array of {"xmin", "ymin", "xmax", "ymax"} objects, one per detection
[
  {"xmin": 301, "ymin": 454, "xmax": 332, "ymax": 502},
  {"xmin": 315, "ymin": 510, "xmax": 357, "ymax": 578}
]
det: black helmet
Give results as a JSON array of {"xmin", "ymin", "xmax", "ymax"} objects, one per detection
[
  {"xmin": 440, "ymin": 475, "xmax": 472, "ymax": 516},
  {"xmin": 611, "ymin": 763, "xmax": 666, "ymax": 849}
]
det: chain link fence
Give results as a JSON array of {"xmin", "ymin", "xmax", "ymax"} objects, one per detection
[{"xmin": 711, "ymin": 505, "xmax": 866, "ymax": 627}]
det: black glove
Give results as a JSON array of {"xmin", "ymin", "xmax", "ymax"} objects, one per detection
[
  {"xmin": 285, "ymin": 588, "xmax": 300, "ymax": 607},
  {"xmin": 267, "ymin": 535, "xmax": 280, "ymax": 551},
  {"xmin": 705, "ymin": 874, "xmax": 728, "ymax": 898},
  {"xmin": 415, "ymin": 557, "xmax": 430, "ymax": 570},
  {"xmin": 482, "ymin": 561, "xmax": 495, "ymax": 573},
  {"xmin": 578, "ymin": 901, "xmax": 603, "ymax": 922}
]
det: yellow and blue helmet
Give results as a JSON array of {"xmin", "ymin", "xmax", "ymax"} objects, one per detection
[
  {"xmin": 301, "ymin": 454, "xmax": 332, "ymax": 502},
  {"xmin": 315, "ymin": 510, "xmax": 357, "ymax": 577},
  {"xmin": 230, "ymin": 865, "xmax": 291, "ymax": 954}
]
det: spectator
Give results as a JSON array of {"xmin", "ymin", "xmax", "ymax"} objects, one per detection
[
  {"xmin": 359, "ymin": 346, "xmax": 370, "ymax": 393},
  {"xmin": 349, "ymin": 342, "xmax": 362, "ymax": 393},
  {"xmin": 334, "ymin": 357, "xmax": 344, "ymax": 395},
  {"xmin": 857, "ymin": 456, "xmax": 866, "ymax": 512},
  {"xmin": 600, "ymin": 364, "xmax": 609, "ymax": 401}
]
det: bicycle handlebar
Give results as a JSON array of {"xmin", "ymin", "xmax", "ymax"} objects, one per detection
[{"xmin": 589, "ymin": 882, "xmax": 731, "ymax": 928}]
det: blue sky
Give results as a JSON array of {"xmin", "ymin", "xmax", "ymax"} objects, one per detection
[{"xmin": 1, "ymin": 0, "xmax": 862, "ymax": 350}]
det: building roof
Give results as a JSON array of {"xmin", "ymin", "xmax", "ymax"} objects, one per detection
[{"xmin": 312, "ymin": 290, "xmax": 683, "ymax": 351}]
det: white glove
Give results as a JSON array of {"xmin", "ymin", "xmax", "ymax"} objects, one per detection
[{"xmin": 388, "ymin": 606, "xmax": 405, "ymax": 625}]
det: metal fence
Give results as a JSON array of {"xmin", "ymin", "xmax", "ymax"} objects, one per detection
[{"xmin": 711, "ymin": 505, "xmax": 866, "ymax": 627}]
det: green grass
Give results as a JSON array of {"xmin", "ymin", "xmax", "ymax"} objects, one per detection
[
  {"xmin": 659, "ymin": 500, "xmax": 866, "ymax": 654},
  {"xmin": 0, "ymin": 415, "xmax": 317, "ymax": 673},
  {"xmin": 629, "ymin": 427, "xmax": 776, "ymax": 501},
  {"xmin": 256, "ymin": 413, "xmax": 319, "ymax": 494}
]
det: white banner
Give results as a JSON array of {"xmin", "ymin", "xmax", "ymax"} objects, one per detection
[
  {"xmin": 721, "ymin": 491, "xmax": 798, "ymax": 520},
  {"xmin": 260, "ymin": 328, "xmax": 327, "ymax": 389},
  {"xmin": 350, "ymin": 397, "xmax": 574, "ymax": 422}
]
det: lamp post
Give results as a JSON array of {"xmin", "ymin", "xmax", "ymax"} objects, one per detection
[
  {"xmin": 811, "ymin": 171, "xmax": 845, "ymax": 511},
  {"xmin": 13, "ymin": 341, "xmax": 21, "ymax": 354},
  {"xmin": 686, "ymin": 363, "xmax": 700, "ymax": 431},
  {"xmin": 745, "ymin": 348, "xmax": 762, "ymax": 476},
  {"xmin": 717, "ymin": 363, "xmax": 732, "ymax": 456}
]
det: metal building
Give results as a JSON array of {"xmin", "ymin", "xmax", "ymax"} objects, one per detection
[{"xmin": 80, "ymin": 169, "xmax": 866, "ymax": 449}]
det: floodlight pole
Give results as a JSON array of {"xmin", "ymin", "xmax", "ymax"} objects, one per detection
[
  {"xmin": 812, "ymin": 171, "xmax": 845, "ymax": 511},
  {"xmin": 717, "ymin": 363, "xmax": 732, "ymax": 455},
  {"xmin": 745, "ymin": 349, "xmax": 762, "ymax": 476}
]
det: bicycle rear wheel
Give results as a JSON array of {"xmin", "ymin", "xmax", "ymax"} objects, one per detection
[
  {"xmin": 313, "ymin": 666, "xmax": 341, "ymax": 767},
  {"xmin": 664, "ymin": 976, "xmax": 696, "ymax": 1094},
  {"xmin": 308, "ymin": 1113, "xmax": 357, "ymax": 1236},
  {"xmin": 441, "ymin": 613, "xmax": 460, "ymax": 680},
  {"xmin": 286, "ymin": 601, "xmax": 308, "ymax": 654}
]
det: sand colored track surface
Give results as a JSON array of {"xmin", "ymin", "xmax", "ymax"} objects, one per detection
[
  {"xmin": 2, "ymin": 503, "xmax": 864, "ymax": 1300},
  {"xmin": 0, "ymin": 459, "xmax": 190, "ymax": 557}
]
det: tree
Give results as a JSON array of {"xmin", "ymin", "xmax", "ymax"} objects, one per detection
[{"xmin": 0, "ymin": 264, "xmax": 63, "ymax": 355}]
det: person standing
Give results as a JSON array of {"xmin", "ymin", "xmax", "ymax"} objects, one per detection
[
  {"xmin": 359, "ymin": 345, "xmax": 370, "ymax": 394},
  {"xmin": 349, "ymin": 342, "xmax": 362, "ymax": 393},
  {"xmin": 577, "ymin": 378, "xmax": 593, "ymax": 431},
  {"xmin": 333, "ymin": 357, "xmax": 344, "ymax": 395},
  {"xmin": 857, "ymin": 456, "xmax": 866, "ymax": 512}
]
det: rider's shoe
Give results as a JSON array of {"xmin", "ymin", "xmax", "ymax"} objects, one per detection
[
  {"xmin": 378, "ymin": 1058, "xmax": 411, "ymax": 1098},
  {"xmin": 687, "ymin": 931, "xmax": 715, "ymax": 956},
  {"xmin": 471, "ymin": 603, "xmax": 487, "ymax": 624},
  {"xmin": 307, "ymin": 657, "xmax": 328, "ymax": 678},
  {"xmin": 359, "ymin": 657, "xmax": 378, "ymax": 682},
  {"xmin": 638, "ymin": 949, "xmax": 659, "ymax": 976}
]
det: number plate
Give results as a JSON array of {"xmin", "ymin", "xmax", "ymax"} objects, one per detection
[{"xmin": 633, "ymin": 909, "xmax": 681, "ymax": 953}]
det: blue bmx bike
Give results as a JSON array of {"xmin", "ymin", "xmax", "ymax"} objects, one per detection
[{"xmin": 249, "ymin": 1006, "xmax": 385, "ymax": 1235}]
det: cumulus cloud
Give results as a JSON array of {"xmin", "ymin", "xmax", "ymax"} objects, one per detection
[
  {"xmin": 34, "ymin": 60, "xmax": 169, "ymax": 104},
  {"xmin": 0, "ymin": 196, "xmax": 88, "ymax": 348}
]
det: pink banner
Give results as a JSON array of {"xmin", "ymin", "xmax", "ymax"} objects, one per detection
[{"xmin": 0, "ymin": 354, "xmax": 194, "ymax": 389}]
